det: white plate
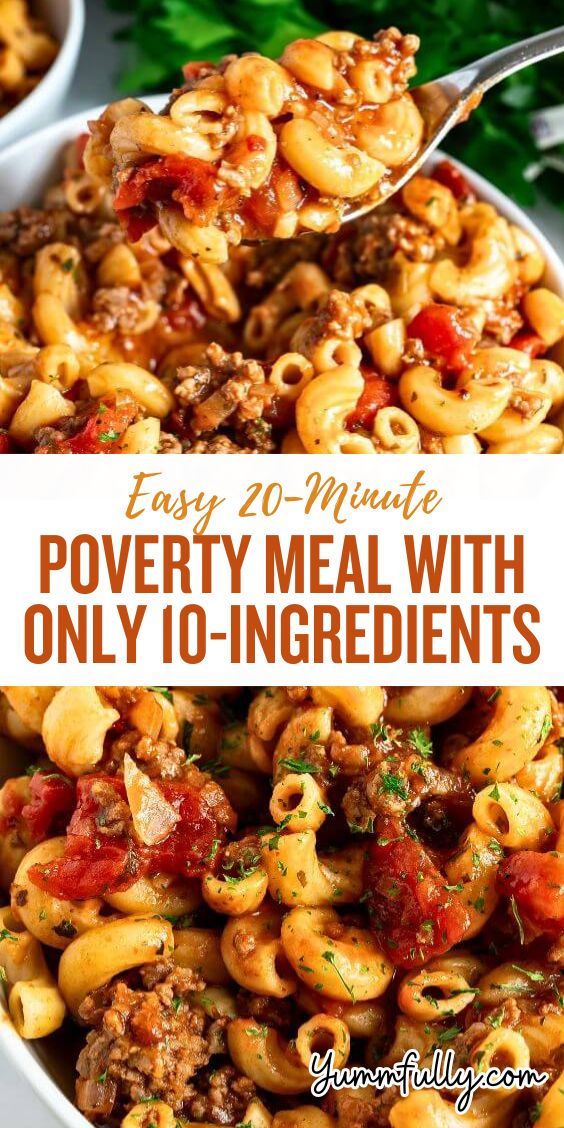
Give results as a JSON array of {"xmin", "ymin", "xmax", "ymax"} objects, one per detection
[
  {"xmin": 0, "ymin": 0, "xmax": 85, "ymax": 150},
  {"xmin": 0, "ymin": 103, "xmax": 563, "ymax": 1127}
]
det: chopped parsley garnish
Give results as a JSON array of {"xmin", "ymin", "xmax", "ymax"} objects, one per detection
[
  {"xmin": 24, "ymin": 765, "xmax": 69, "ymax": 782},
  {"xmin": 510, "ymin": 895, "xmax": 526, "ymax": 944},
  {"xmin": 277, "ymin": 756, "xmax": 321, "ymax": 774},
  {"xmin": 148, "ymin": 686, "xmax": 173, "ymax": 701},
  {"xmin": 322, "ymin": 950, "xmax": 355, "ymax": 1001},
  {"xmin": 258, "ymin": 815, "xmax": 291, "ymax": 851},
  {"xmin": 408, "ymin": 728, "xmax": 433, "ymax": 758},
  {"xmin": 487, "ymin": 689, "xmax": 501, "ymax": 703},
  {"xmin": 511, "ymin": 964, "xmax": 544, "ymax": 983},
  {"xmin": 370, "ymin": 720, "xmax": 390, "ymax": 742},
  {"xmin": 379, "ymin": 770, "xmax": 409, "ymax": 801},
  {"xmin": 206, "ymin": 838, "xmax": 221, "ymax": 862},
  {"xmin": 487, "ymin": 1009, "xmax": 504, "ymax": 1029},
  {"xmin": 222, "ymin": 848, "xmax": 262, "ymax": 882},
  {"xmin": 539, "ymin": 714, "xmax": 552, "ymax": 742},
  {"xmin": 0, "ymin": 929, "xmax": 18, "ymax": 942},
  {"xmin": 182, "ymin": 720, "xmax": 199, "ymax": 763}
]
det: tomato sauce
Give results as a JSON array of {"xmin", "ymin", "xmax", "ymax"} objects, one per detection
[
  {"xmin": 29, "ymin": 773, "xmax": 231, "ymax": 899},
  {"xmin": 364, "ymin": 816, "xmax": 470, "ymax": 967}
]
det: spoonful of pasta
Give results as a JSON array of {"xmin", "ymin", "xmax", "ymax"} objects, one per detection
[{"xmin": 85, "ymin": 25, "xmax": 564, "ymax": 264}]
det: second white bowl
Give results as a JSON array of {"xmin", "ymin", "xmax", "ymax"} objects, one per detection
[{"xmin": 0, "ymin": 0, "xmax": 85, "ymax": 150}]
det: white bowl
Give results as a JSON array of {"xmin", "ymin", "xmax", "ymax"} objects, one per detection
[
  {"xmin": 0, "ymin": 106, "xmax": 564, "ymax": 1127},
  {"xmin": 0, "ymin": 0, "xmax": 84, "ymax": 150},
  {"xmin": 0, "ymin": 736, "xmax": 86, "ymax": 1126}
]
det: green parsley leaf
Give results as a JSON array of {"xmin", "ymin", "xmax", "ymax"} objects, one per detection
[
  {"xmin": 148, "ymin": 686, "xmax": 173, "ymax": 701},
  {"xmin": 322, "ymin": 949, "xmax": 355, "ymax": 1001},
  {"xmin": 509, "ymin": 895, "xmax": 525, "ymax": 944},
  {"xmin": 511, "ymin": 964, "xmax": 545, "ymax": 982},
  {"xmin": 437, "ymin": 1025, "xmax": 461, "ymax": 1043},
  {"xmin": 277, "ymin": 756, "xmax": 321, "ymax": 774},
  {"xmin": 408, "ymin": 728, "xmax": 433, "ymax": 758},
  {"xmin": 379, "ymin": 770, "xmax": 409, "ymax": 801}
]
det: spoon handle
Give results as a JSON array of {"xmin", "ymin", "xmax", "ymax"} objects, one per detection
[{"xmin": 445, "ymin": 25, "xmax": 564, "ymax": 100}]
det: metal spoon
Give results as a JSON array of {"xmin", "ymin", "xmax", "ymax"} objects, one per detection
[{"xmin": 343, "ymin": 25, "xmax": 564, "ymax": 225}]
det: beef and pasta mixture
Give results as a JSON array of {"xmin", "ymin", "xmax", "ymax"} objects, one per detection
[
  {"xmin": 0, "ymin": 138, "xmax": 563, "ymax": 454},
  {"xmin": 0, "ymin": 685, "xmax": 562, "ymax": 1126},
  {"xmin": 85, "ymin": 30, "xmax": 423, "ymax": 264},
  {"xmin": 0, "ymin": 0, "xmax": 58, "ymax": 119}
]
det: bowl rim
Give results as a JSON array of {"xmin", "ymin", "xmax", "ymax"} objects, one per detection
[
  {"xmin": 0, "ymin": 1009, "xmax": 86, "ymax": 1128},
  {"xmin": 0, "ymin": 0, "xmax": 85, "ymax": 148},
  {"xmin": 0, "ymin": 97, "xmax": 563, "ymax": 1128}
]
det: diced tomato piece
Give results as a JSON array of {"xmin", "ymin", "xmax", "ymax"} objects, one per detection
[
  {"xmin": 0, "ymin": 430, "xmax": 13, "ymax": 453},
  {"xmin": 21, "ymin": 771, "xmax": 76, "ymax": 842},
  {"xmin": 114, "ymin": 154, "xmax": 218, "ymax": 227},
  {"xmin": 29, "ymin": 775, "xmax": 140, "ymax": 897},
  {"xmin": 242, "ymin": 158, "xmax": 306, "ymax": 235},
  {"xmin": 165, "ymin": 295, "xmax": 207, "ymax": 332},
  {"xmin": 35, "ymin": 398, "xmax": 137, "ymax": 454},
  {"xmin": 364, "ymin": 817, "xmax": 470, "ymax": 968},
  {"xmin": 347, "ymin": 372, "xmax": 398, "ymax": 430},
  {"xmin": 246, "ymin": 134, "xmax": 267, "ymax": 154},
  {"xmin": 31, "ymin": 839, "xmax": 135, "ymax": 900},
  {"xmin": 497, "ymin": 850, "xmax": 564, "ymax": 936},
  {"xmin": 508, "ymin": 330, "xmax": 547, "ymax": 358},
  {"xmin": 122, "ymin": 206, "xmax": 156, "ymax": 245},
  {"xmin": 432, "ymin": 159, "xmax": 475, "ymax": 202},
  {"xmin": 75, "ymin": 132, "xmax": 90, "ymax": 169},
  {"xmin": 407, "ymin": 303, "xmax": 477, "ymax": 371},
  {"xmin": 167, "ymin": 406, "xmax": 191, "ymax": 442},
  {"xmin": 145, "ymin": 780, "xmax": 227, "ymax": 876},
  {"xmin": 29, "ymin": 772, "xmax": 234, "ymax": 899},
  {"xmin": 182, "ymin": 61, "xmax": 215, "ymax": 83}
]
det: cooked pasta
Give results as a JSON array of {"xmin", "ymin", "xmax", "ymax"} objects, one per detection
[
  {"xmin": 0, "ymin": 126, "xmax": 563, "ymax": 454},
  {"xmin": 0, "ymin": 0, "xmax": 58, "ymax": 119},
  {"xmin": 0, "ymin": 683, "xmax": 562, "ymax": 1127},
  {"xmin": 85, "ymin": 30, "xmax": 424, "ymax": 262}
]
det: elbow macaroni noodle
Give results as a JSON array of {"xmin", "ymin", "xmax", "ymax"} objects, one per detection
[
  {"xmin": 86, "ymin": 30, "xmax": 423, "ymax": 262},
  {"xmin": 0, "ymin": 684, "xmax": 561, "ymax": 1126}
]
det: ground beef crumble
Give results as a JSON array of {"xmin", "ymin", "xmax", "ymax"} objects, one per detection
[
  {"xmin": 76, "ymin": 960, "xmax": 254, "ymax": 1122},
  {"xmin": 323, "ymin": 1087, "xmax": 399, "ymax": 1128},
  {"xmin": 106, "ymin": 729, "xmax": 188, "ymax": 780},
  {"xmin": 321, "ymin": 209, "xmax": 441, "ymax": 287},
  {"xmin": 0, "ymin": 207, "xmax": 69, "ymax": 255},
  {"xmin": 171, "ymin": 342, "xmax": 275, "ymax": 451}
]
